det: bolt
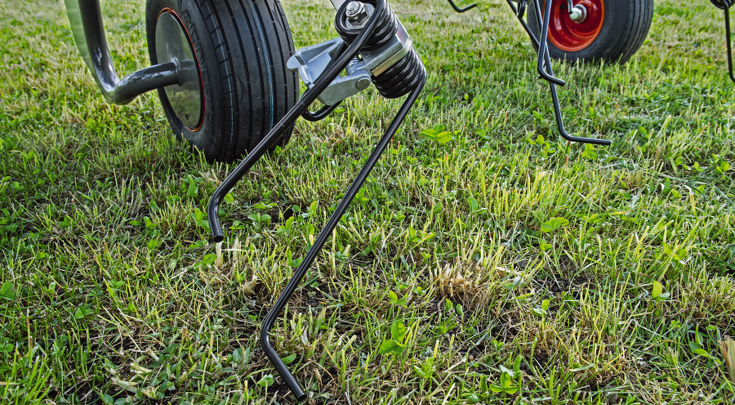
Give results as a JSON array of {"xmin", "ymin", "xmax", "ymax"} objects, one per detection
[
  {"xmin": 569, "ymin": 4, "xmax": 587, "ymax": 22},
  {"xmin": 345, "ymin": 1, "xmax": 367, "ymax": 22}
]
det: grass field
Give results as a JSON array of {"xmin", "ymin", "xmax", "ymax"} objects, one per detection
[{"xmin": 2, "ymin": 0, "xmax": 735, "ymax": 403}]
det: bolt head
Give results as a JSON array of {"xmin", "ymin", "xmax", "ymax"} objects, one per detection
[
  {"xmin": 345, "ymin": 1, "xmax": 367, "ymax": 22},
  {"xmin": 356, "ymin": 77, "xmax": 372, "ymax": 91}
]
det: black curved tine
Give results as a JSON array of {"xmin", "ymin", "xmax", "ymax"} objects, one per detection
[
  {"xmin": 725, "ymin": 8, "xmax": 735, "ymax": 83},
  {"xmin": 207, "ymin": 37, "xmax": 353, "ymax": 241},
  {"xmin": 532, "ymin": 0, "xmax": 610, "ymax": 144},
  {"xmin": 535, "ymin": 0, "xmax": 566, "ymax": 86},
  {"xmin": 547, "ymin": 80, "xmax": 611, "ymax": 145},
  {"xmin": 447, "ymin": 0, "xmax": 477, "ymax": 13},
  {"xmin": 302, "ymin": 100, "xmax": 343, "ymax": 122},
  {"xmin": 260, "ymin": 0, "xmax": 426, "ymax": 393},
  {"xmin": 260, "ymin": 76, "xmax": 425, "ymax": 401},
  {"xmin": 212, "ymin": 0, "xmax": 402, "ymax": 400},
  {"xmin": 508, "ymin": 0, "xmax": 610, "ymax": 145}
]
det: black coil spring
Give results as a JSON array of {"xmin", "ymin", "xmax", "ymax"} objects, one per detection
[
  {"xmin": 372, "ymin": 50, "xmax": 425, "ymax": 99},
  {"xmin": 334, "ymin": 0, "xmax": 425, "ymax": 99},
  {"xmin": 711, "ymin": 0, "xmax": 734, "ymax": 9}
]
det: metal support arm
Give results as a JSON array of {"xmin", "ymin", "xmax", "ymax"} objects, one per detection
[{"xmin": 261, "ymin": 80, "xmax": 423, "ymax": 401}]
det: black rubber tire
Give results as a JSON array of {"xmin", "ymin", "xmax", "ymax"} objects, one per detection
[
  {"xmin": 146, "ymin": 0, "xmax": 299, "ymax": 163},
  {"xmin": 527, "ymin": 0, "xmax": 654, "ymax": 64}
]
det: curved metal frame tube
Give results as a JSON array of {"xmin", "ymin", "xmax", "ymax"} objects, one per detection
[{"xmin": 64, "ymin": 0, "xmax": 184, "ymax": 104}]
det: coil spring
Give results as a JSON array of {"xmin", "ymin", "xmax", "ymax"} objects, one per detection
[
  {"xmin": 335, "ymin": 0, "xmax": 426, "ymax": 99},
  {"xmin": 372, "ymin": 50, "xmax": 425, "ymax": 99},
  {"xmin": 711, "ymin": 0, "xmax": 734, "ymax": 9}
]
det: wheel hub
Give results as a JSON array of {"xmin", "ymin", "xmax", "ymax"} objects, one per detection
[
  {"xmin": 156, "ymin": 9, "xmax": 203, "ymax": 131},
  {"xmin": 546, "ymin": 0, "xmax": 605, "ymax": 52},
  {"xmin": 569, "ymin": 4, "xmax": 587, "ymax": 22}
]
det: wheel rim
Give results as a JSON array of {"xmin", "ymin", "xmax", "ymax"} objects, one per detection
[
  {"xmin": 156, "ymin": 9, "xmax": 204, "ymax": 131},
  {"xmin": 545, "ymin": 0, "xmax": 605, "ymax": 52}
]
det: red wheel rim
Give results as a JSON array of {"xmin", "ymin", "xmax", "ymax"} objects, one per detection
[{"xmin": 545, "ymin": 0, "xmax": 605, "ymax": 52}]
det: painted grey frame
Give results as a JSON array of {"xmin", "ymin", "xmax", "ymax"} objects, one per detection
[{"xmin": 64, "ymin": 0, "xmax": 186, "ymax": 104}]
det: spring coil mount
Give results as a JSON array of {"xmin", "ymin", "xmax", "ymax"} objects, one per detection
[{"xmin": 335, "ymin": 0, "xmax": 426, "ymax": 99}]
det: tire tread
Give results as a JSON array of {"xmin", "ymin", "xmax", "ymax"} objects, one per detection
[
  {"xmin": 146, "ymin": 0, "xmax": 298, "ymax": 163},
  {"xmin": 527, "ymin": 0, "xmax": 654, "ymax": 64}
]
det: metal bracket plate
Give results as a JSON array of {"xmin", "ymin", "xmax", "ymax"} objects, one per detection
[{"xmin": 287, "ymin": 17, "xmax": 413, "ymax": 106}]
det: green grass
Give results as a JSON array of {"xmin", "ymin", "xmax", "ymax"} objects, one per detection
[{"xmin": 1, "ymin": 0, "xmax": 735, "ymax": 403}]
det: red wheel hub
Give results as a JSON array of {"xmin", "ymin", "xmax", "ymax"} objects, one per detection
[{"xmin": 545, "ymin": 0, "xmax": 605, "ymax": 52}]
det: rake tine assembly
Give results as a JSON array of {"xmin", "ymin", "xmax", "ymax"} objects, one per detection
[
  {"xmin": 507, "ymin": 0, "xmax": 611, "ymax": 145},
  {"xmin": 207, "ymin": 0, "xmax": 426, "ymax": 400}
]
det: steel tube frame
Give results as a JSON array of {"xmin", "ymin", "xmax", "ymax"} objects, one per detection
[{"xmin": 64, "ymin": 0, "xmax": 184, "ymax": 104}]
